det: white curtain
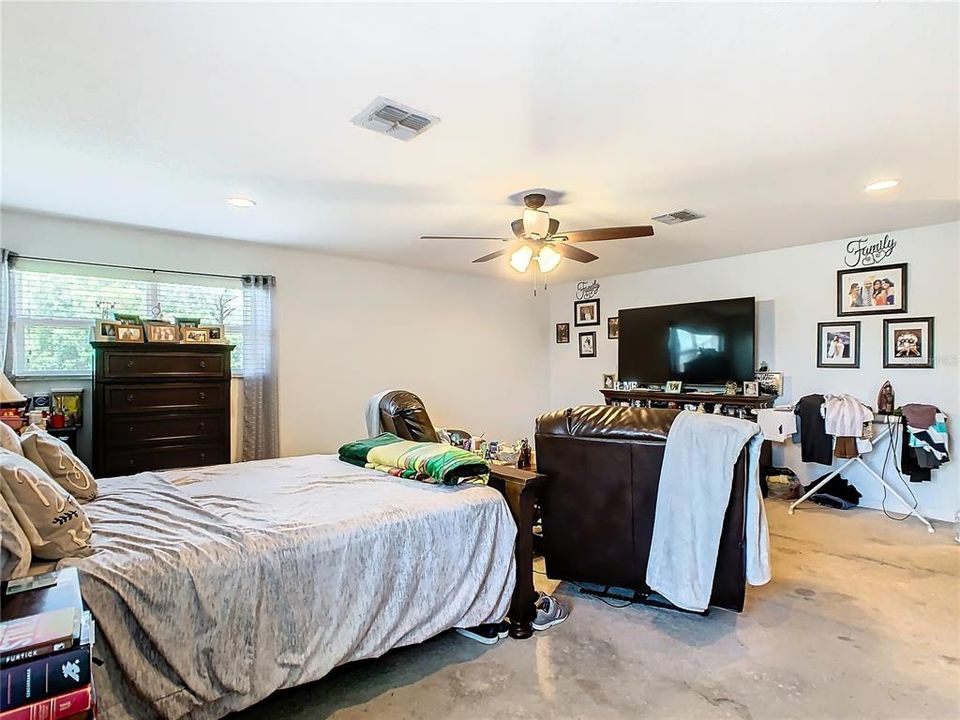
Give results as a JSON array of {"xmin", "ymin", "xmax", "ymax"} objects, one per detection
[{"xmin": 241, "ymin": 274, "xmax": 279, "ymax": 461}]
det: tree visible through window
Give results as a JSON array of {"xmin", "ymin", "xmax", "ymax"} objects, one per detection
[{"xmin": 13, "ymin": 269, "xmax": 245, "ymax": 376}]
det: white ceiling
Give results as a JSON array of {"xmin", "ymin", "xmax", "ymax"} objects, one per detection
[{"xmin": 2, "ymin": 2, "xmax": 958, "ymax": 282}]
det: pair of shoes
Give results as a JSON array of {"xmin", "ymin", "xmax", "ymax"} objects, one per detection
[
  {"xmin": 455, "ymin": 621, "xmax": 510, "ymax": 645},
  {"xmin": 532, "ymin": 593, "xmax": 568, "ymax": 631}
]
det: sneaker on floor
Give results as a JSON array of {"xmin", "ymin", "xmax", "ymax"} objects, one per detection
[
  {"xmin": 532, "ymin": 594, "xmax": 568, "ymax": 631},
  {"xmin": 496, "ymin": 620, "xmax": 510, "ymax": 639},
  {"xmin": 455, "ymin": 624, "xmax": 502, "ymax": 645}
]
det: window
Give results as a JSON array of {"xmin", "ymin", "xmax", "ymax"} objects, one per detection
[{"xmin": 12, "ymin": 265, "xmax": 244, "ymax": 377}]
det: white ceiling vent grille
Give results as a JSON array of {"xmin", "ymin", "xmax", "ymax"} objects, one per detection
[
  {"xmin": 652, "ymin": 209, "xmax": 705, "ymax": 225},
  {"xmin": 351, "ymin": 96, "xmax": 440, "ymax": 142}
]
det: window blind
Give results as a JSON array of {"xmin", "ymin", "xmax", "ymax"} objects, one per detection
[{"xmin": 12, "ymin": 264, "xmax": 245, "ymax": 377}]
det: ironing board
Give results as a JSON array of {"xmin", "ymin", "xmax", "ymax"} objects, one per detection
[{"xmin": 788, "ymin": 415, "xmax": 935, "ymax": 533}]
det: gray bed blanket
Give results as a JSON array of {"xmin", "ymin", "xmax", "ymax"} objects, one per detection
[
  {"xmin": 645, "ymin": 411, "xmax": 771, "ymax": 612},
  {"xmin": 60, "ymin": 455, "xmax": 517, "ymax": 720}
]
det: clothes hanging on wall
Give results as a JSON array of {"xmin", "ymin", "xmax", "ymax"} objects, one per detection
[
  {"xmin": 900, "ymin": 405, "xmax": 950, "ymax": 481},
  {"xmin": 795, "ymin": 394, "xmax": 833, "ymax": 465}
]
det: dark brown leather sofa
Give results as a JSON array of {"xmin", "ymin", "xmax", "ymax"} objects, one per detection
[{"xmin": 536, "ymin": 405, "xmax": 749, "ymax": 612}]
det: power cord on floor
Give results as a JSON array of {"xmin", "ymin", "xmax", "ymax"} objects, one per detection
[{"xmin": 879, "ymin": 415, "xmax": 920, "ymax": 522}]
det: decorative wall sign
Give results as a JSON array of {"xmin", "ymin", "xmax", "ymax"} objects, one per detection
[
  {"xmin": 837, "ymin": 263, "xmax": 907, "ymax": 316},
  {"xmin": 575, "ymin": 279, "xmax": 600, "ymax": 301},
  {"xmin": 883, "ymin": 317, "xmax": 934, "ymax": 369},
  {"xmin": 844, "ymin": 234, "xmax": 897, "ymax": 268},
  {"xmin": 574, "ymin": 299, "xmax": 600, "ymax": 327},
  {"xmin": 755, "ymin": 372, "xmax": 783, "ymax": 397},
  {"xmin": 817, "ymin": 321, "xmax": 861, "ymax": 368}
]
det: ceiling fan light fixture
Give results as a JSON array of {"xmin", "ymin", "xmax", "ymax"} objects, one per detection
[
  {"xmin": 864, "ymin": 179, "xmax": 900, "ymax": 192},
  {"xmin": 509, "ymin": 245, "xmax": 534, "ymax": 273},
  {"xmin": 522, "ymin": 208, "xmax": 550, "ymax": 240},
  {"xmin": 226, "ymin": 197, "xmax": 256, "ymax": 208},
  {"xmin": 536, "ymin": 245, "xmax": 562, "ymax": 273}
]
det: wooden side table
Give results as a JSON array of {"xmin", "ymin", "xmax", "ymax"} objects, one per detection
[
  {"xmin": 45, "ymin": 426, "xmax": 80, "ymax": 453},
  {"xmin": 488, "ymin": 464, "xmax": 547, "ymax": 639}
]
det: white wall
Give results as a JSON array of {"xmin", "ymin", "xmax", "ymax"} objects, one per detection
[
  {"xmin": 546, "ymin": 222, "xmax": 960, "ymax": 521},
  {"xmin": 1, "ymin": 210, "xmax": 550, "ymax": 457}
]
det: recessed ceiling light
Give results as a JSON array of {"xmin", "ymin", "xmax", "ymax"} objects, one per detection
[
  {"xmin": 226, "ymin": 197, "xmax": 256, "ymax": 208},
  {"xmin": 864, "ymin": 179, "xmax": 899, "ymax": 192}
]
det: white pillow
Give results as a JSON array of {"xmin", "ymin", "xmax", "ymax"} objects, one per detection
[
  {"xmin": 20, "ymin": 425, "xmax": 97, "ymax": 502},
  {"xmin": 0, "ymin": 421, "xmax": 23, "ymax": 456},
  {"xmin": 0, "ymin": 449, "xmax": 93, "ymax": 561},
  {"xmin": 0, "ymin": 491, "xmax": 31, "ymax": 580}
]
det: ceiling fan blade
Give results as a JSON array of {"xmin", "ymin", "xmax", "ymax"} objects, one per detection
[
  {"xmin": 472, "ymin": 249, "xmax": 509, "ymax": 263},
  {"xmin": 548, "ymin": 218, "xmax": 560, "ymax": 236},
  {"xmin": 552, "ymin": 243, "xmax": 598, "ymax": 263},
  {"xmin": 563, "ymin": 226, "xmax": 655, "ymax": 243},
  {"xmin": 510, "ymin": 219, "xmax": 525, "ymax": 239},
  {"xmin": 421, "ymin": 235, "xmax": 512, "ymax": 241}
]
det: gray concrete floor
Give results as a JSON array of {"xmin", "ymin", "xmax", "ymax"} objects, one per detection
[{"xmin": 236, "ymin": 501, "xmax": 960, "ymax": 719}]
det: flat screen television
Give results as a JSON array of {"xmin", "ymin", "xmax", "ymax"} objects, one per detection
[{"xmin": 618, "ymin": 297, "xmax": 756, "ymax": 386}]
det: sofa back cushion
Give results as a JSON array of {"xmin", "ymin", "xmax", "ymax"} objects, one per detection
[{"xmin": 536, "ymin": 406, "xmax": 678, "ymax": 442}]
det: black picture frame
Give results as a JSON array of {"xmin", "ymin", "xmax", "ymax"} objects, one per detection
[
  {"xmin": 578, "ymin": 331, "xmax": 597, "ymax": 358},
  {"xmin": 837, "ymin": 263, "xmax": 908, "ymax": 317},
  {"xmin": 607, "ymin": 316, "xmax": 619, "ymax": 339},
  {"xmin": 556, "ymin": 323, "xmax": 570, "ymax": 344},
  {"xmin": 883, "ymin": 317, "xmax": 935, "ymax": 369},
  {"xmin": 574, "ymin": 299, "xmax": 600, "ymax": 327},
  {"xmin": 817, "ymin": 321, "xmax": 861, "ymax": 368}
]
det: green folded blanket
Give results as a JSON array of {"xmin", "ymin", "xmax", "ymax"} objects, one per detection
[{"xmin": 338, "ymin": 432, "xmax": 489, "ymax": 485}]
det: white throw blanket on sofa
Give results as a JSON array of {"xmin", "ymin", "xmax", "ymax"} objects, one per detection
[{"xmin": 646, "ymin": 411, "xmax": 771, "ymax": 612}]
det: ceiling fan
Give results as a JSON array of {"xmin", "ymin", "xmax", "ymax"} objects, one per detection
[{"xmin": 421, "ymin": 193, "xmax": 655, "ymax": 273}]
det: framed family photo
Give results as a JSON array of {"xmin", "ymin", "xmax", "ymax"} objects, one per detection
[
  {"xmin": 817, "ymin": 321, "xmax": 861, "ymax": 368},
  {"xmin": 574, "ymin": 299, "xmax": 600, "ymax": 327},
  {"xmin": 607, "ymin": 316, "xmax": 619, "ymax": 339},
  {"xmin": 578, "ymin": 331, "xmax": 597, "ymax": 358},
  {"xmin": 556, "ymin": 323, "xmax": 570, "ymax": 344},
  {"xmin": 883, "ymin": 317, "xmax": 934, "ymax": 369},
  {"xmin": 837, "ymin": 263, "xmax": 907, "ymax": 316}
]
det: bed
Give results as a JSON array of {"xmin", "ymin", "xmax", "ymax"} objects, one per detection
[{"xmin": 58, "ymin": 454, "xmax": 518, "ymax": 720}]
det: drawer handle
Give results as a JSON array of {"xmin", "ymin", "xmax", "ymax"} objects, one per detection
[
  {"xmin": 126, "ymin": 360, "xmax": 135, "ymax": 369},
  {"xmin": 128, "ymin": 459, "xmax": 136, "ymax": 467},
  {"xmin": 199, "ymin": 421, "xmax": 206, "ymax": 431},
  {"xmin": 128, "ymin": 426, "xmax": 135, "ymax": 433},
  {"xmin": 199, "ymin": 392, "xmax": 207, "ymax": 400},
  {"xmin": 126, "ymin": 394, "xmax": 135, "ymax": 403},
  {"xmin": 199, "ymin": 360, "xmax": 207, "ymax": 369},
  {"xmin": 199, "ymin": 452, "xmax": 207, "ymax": 461}
]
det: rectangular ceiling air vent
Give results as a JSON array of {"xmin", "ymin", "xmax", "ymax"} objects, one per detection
[
  {"xmin": 351, "ymin": 96, "xmax": 440, "ymax": 142},
  {"xmin": 652, "ymin": 209, "xmax": 705, "ymax": 225}
]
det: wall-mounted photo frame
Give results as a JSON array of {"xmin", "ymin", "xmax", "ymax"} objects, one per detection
[
  {"xmin": 556, "ymin": 323, "xmax": 570, "ymax": 344},
  {"xmin": 95, "ymin": 319, "xmax": 120, "ymax": 341},
  {"xmin": 578, "ymin": 331, "xmax": 597, "ymax": 357},
  {"xmin": 817, "ymin": 321, "xmax": 861, "ymax": 368},
  {"xmin": 837, "ymin": 263, "xmax": 907, "ymax": 316},
  {"xmin": 607, "ymin": 316, "xmax": 619, "ymax": 339},
  {"xmin": 574, "ymin": 299, "xmax": 600, "ymax": 327},
  {"xmin": 883, "ymin": 317, "xmax": 934, "ymax": 369}
]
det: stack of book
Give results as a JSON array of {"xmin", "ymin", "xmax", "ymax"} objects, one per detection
[{"xmin": 0, "ymin": 568, "xmax": 95, "ymax": 720}]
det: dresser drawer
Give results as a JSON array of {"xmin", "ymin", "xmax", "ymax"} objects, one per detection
[
  {"xmin": 103, "ymin": 383, "xmax": 227, "ymax": 414},
  {"xmin": 105, "ymin": 412, "xmax": 224, "ymax": 447},
  {"xmin": 102, "ymin": 350, "xmax": 228, "ymax": 380},
  {"xmin": 103, "ymin": 443, "xmax": 226, "ymax": 477}
]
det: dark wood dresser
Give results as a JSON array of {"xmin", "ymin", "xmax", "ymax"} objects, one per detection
[{"xmin": 91, "ymin": 342, "xmax": 234, "ymax": 477}]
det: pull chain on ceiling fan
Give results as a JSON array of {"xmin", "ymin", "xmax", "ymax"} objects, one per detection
[{"xmin": 421, "ymin": 193, "xmax": 655, "ymax": 275}]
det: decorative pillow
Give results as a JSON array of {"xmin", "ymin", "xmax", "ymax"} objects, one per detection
[
  {"xmin": 0, "ymin": 449, "xmax": 93, "ymax": 561},
  {"xmin": 0, "ymin": 421, "xmax": 23, "ymax": 456},
  {"xmin": 0, "ymin": 491, "xmax": 31, "ymax": 580},
  {"xmin": 20, "ymin": 426, "xmax": 97, "ymax": 502}
]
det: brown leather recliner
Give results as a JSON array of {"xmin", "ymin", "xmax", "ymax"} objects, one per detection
[
  {"xmin": 376, "ymin": 390, "xmax": 544, "ymax": 637},
  {"xmin": 535, "ymin": 406, "xmax": 749, "ymax": 612}
]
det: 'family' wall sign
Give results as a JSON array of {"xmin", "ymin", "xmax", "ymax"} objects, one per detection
[{"xmin": 845, "ymin": 234, "xmax": 896, "ymax": 268}]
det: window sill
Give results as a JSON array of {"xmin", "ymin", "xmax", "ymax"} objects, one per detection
[{"xmin": 12, "ymin": 374, "xmax": 91, "ymax": 382}]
